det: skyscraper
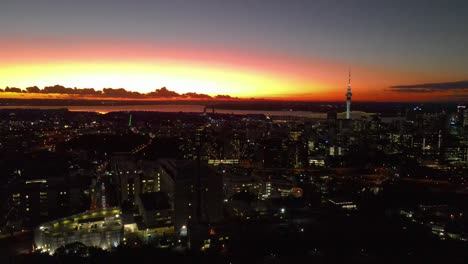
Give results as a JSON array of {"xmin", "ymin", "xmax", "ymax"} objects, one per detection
[{"xmin": 346, "ymin": 70, "xmax": 352, "ymax": 119}]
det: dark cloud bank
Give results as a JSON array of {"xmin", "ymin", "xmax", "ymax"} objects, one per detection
[
  {"xmin": 0, "ymin": 85, "xmax": 234, "ymax": 99},
  {"xmin": 389, "ymin": 80, "xmax": 468, "ymax": 93}
]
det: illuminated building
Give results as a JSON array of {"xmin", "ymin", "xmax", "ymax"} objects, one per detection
[
  {"xmin": 34, "ymin": 208, "xmax": 123, "ymax": 253},
  {"xmin": 156, "ymin": 160, "xmax": 223, "ymax": 232},
  {"xmin": 111, "ymin": 155, "xmax": 173, "ymax": 209},
  {"xmin": 6, "ymin": 174, "xmax": 88, "ymax": 229},
  {"xmin": 328, "ymin": 198, "xmax": 357, "ymax": 210},
  {"xmin": 309, "ymin": 157, "xmax": 325, "ymax": 167},
  {"xmin": 207, "ymin": 159, "xmax": 239, "ymax": 166},
  {"xmin": 222, "ymin": 167, "xmax": 263, "ymax": 199},
  {"xmin": 100, "ymin": 182, "xmax": 107, "ymax": 209},
  {"xmin": 110, "ymin": 153, "xmax": 140, "ymax": 202},
  {"xmin": 261, "ymin": 176, "xmax": 294, "ymax": 199},
  {"xmin": 135, "ymin": 192, "xmax": 173, "ymax": 228},
  {"xmin": 456, "ymin": 105, "xmax": 466, "ymax": 127},
  {"xmin": 263, "ymin": 179, "xmax": 272, "ymax": 199}
]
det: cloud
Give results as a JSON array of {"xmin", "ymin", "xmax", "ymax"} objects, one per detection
[
  {"xmin": 447, "ymin": 93, "xmax": 468, "ymax": 101},
  {"xmin": 389, "ymin": 88, "xmax": 436, "ymax": 93},
  {"xmin": 389, "ymin": 80, "xmax": 468, "ymax": 93},
  {"xmin": 0, "ymin": 85, "xmax": 235, "ymax": 99},
  {"xmin": 147, "ymin": 87, "xmax": 181, "ymax": 98}
]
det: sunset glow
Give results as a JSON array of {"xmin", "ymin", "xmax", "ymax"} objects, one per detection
[
  {"xmin": 0, "ymin": 61, "xmax": 317, "ymax": 98},
  {"xmin": 1, "ymin": 1, "xmax": 467, "ymax": 102},
  {"xmin": 0, "ymin": 38, "xmax": 466, "ymax": 102}
]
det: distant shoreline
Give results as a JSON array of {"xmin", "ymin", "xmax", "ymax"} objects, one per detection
[
  {"xmin": 0, "ymin": 104, "xmax": 331, "ymax": 118},
  {"xmin": 0, "ymin": 98, "xmax": 459, "ymax": 115}
]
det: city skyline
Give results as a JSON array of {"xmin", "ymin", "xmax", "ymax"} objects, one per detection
[
  {"xmin": 1, "ymin": 0, "xmax": 467, "ymax": 101},
  {"xmin": 2, "ymin": 1, "xmax": 468, "ymax": 262}
]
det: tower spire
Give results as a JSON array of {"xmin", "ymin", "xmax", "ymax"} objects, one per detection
[{"xmin": 348, "ymin": 68, "xmax": 351, "ymax": 85}]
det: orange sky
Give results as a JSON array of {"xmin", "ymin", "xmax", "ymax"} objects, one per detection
[{"xmin": 0, "ymin": 38, "xmax": 463, "ymax": 101}]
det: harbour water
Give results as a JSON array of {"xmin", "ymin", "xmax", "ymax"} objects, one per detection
[{"xmin": 0, "ymin": 104, "xmax": 328, "ymax": 118}]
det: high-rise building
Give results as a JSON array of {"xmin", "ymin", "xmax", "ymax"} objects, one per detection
[
  {"xmin": 156, "ymin": 160, "xmax": 223, "ymax": 232},
  {"xmin": 346, "ymin": 70, "xmax": 352, "ymax": 119},
  {"xmin": 456, "ymin": 105, "xmax": 466, "ymax": 127}
]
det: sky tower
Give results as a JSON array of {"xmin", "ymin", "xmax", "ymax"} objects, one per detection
[{"xmin": 346, "ymin": 69, "xmax": 352, "ymax": 119}]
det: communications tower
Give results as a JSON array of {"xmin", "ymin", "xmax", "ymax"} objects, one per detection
[{"xmin": 346, "ymin": 70, "xmax": 352, "ymax": 119}]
